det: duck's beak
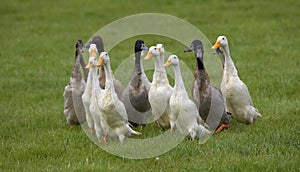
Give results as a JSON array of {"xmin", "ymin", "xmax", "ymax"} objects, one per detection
[
  {"xmin": 85, "ymin": 61, "xmax": 92, "ymax": 69},
  {"xmin": 97, "ymin": 56, "xmax": 104, "ymax": 67},
  {"xmin": 164, "ymin": 60, "xmax": 172, "ymax": 67},
  {"xmin": 184, "ymin": 47, "xmax": 192, "ymax": 53},
  {"xmin": 212, "ymin": 40, "xmax": 221, "ymax": 50},
  {"xmin": 144, "ymin": 51, "xmax": 152, "ymax": 60},
  {"xmin": 90, "ymin": 48, "xmax": 97, "ymax": 57},
  {"xmin": 158, "ymin": 48, "xmax": 161, "ymax": 52}
]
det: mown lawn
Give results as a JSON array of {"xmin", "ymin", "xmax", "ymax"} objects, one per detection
[{"xmin": 1, "ymin": 0, "xmax": 299, "ymax": 171}]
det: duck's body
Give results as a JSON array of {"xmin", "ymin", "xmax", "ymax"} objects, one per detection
[
  {"xmin": 185, "ymin": 40, "xmax": 230, "ymax": 132},
  {"xmin": 165, "ymin": 55, "xmax": 211, "ymax": 142},
  {"xmin": 82, "ymin": 44, "xmax": 98, "ymax": 133},
  {"xmin": 121, "ymin": 40, "xmax": 151, "ymax": 126},
  {"xmin": 145, "ymin": 46, "xmax": 172, "ymax": 129},
  {"xmin": 212, "ymin": 36, "xmax": 261, "ymax": 124},
  {"xmin": 97, "ymin": 52, "xmax": 141, "ymax": 142},
  {"xmin": 63, "ymin": 40, "xmax": 86, "ymax": 128},
  {"xmin": 87, "ymin": 55, "xmax": 107, "ymax": 142}
]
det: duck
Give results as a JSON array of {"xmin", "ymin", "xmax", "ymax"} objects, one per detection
[
  {"xmin": 156, "ymin": 44, "xmax": 173, "ymax": 92},
  {"xmin": 82, "ymin": 44, "xmax": 98, "ymax": 133},
  {"xmin": 212, "ymin": 36, "xmax": 261, "ymax": 124},
  {"xmin": 86, "ymin": 54, "xmax": 107, "ymax": 143},
  {"xmin": 144, "ymin": 46, "xmax": 172, "ymax": 129},
  {"xmin": 63, "ymin": 40, "xmax": 86, "ymax": 128},
  {"xmin": 184, "ymin": 40, "xmax": 230, "ymax": 133},
  {"xmin": 164, "ymin": 55, "xmax": 211, "ymax": 143},
  {"xmin": 121, "ymin": 40, "xmax": 151, "ymax": 127},
  {"xmin": 85, "ymin": 35, "xmax": 123, "ymax": 98},
  {"xmin": 97, "ymin": 52, "xmax": 142, "ymax": 143}
]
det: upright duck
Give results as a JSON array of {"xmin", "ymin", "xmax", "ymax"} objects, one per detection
[
  {"xmin": 82, "ymin": 44, "xmax": 98, "ymax": 133},
  {"xmin": 97, "ymin": 52, "xmax": 142, "ymax": 143},
  {"xmin": 184, "ymin": 40, "xmax": 230, "ymax": 132},
  {"xmin": 63, "ymin": 40, "xmax": 86, "ymax": 128},
  {"xmin": 212, "ymin": 36, "xmax": 261, "ymax": 124},
  {"xmin": 164, "ymin": 55, "xmax": 211, "ymax": 142},
  {"xmin": 145, "ymin": 46, "xmax": 171, "ymax": 129},
  {"xmin": 121, "ymin": 40, "xmax": 151, "ymax": 127}
]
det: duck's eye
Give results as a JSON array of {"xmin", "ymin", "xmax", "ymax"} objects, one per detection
[
  {"xmin": 154, "ymin": 48, "xmax": 156, "ymax": 50},
  {"xmin": 222, "ymin": 37, "xmax": 225, "ymax": 40},
  {"xmin": 105, "ymin": 53, "xmax": 108, "ymax": 56},
  {"xmin": 174, "ymin": 56, "xmax": 177, "ymax": 59}
]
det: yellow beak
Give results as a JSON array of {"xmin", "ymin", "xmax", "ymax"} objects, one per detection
[
  {"xmin": 158, "ymin": 47, "xmax": 161, "ymax": 52},
  {"xmin": 164, "ymin": 60, "xmax": 172, "ymax": 67},
  {"xmin": 97, "ymin": 56, "xmax": 104, "ymax": 67},
  {"xmin": 212, "ymin": 40, "xmax": 221, "ymax": 50},
  {"xmin": 85, "ymin": 61, "xmax": 92, "ymax": 69},
  {"xmin": 90, "ymin": 49, "xmax": 97, "ymax": 57},
  {"xmin": 144, "ymin": 51, "xmax": 152, "ymax": 60}
]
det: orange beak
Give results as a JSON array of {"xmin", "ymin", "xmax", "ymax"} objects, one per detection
[
  {"xmin": 212, "ymin": 40, "xmax": 221, "ymax": 50},
  {"xmin": 163, "ymin": 60, "xmax": 172, "ymax": 67},
  {"xmin": 85, "ymin": 61, "xmax": 92, "ymax": 69},
  {"xmin": 97, "ymin": 57, "xmax": 104, "ymax": 67},
  {"xmin": 90, "ymin": 48, "xmax": 97, "ymax": 57},
  {"xmin": 144, "ymin": 51, "xmax": 153, "ymax": 60}
]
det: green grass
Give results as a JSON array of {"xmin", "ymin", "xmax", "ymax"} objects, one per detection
[{"xmin": 1, "ymin": 0, "xmax": 300, "ymax": 171}]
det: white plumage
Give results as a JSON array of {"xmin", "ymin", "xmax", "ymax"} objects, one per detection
[
  {"xmin": 144, "ymin": 46, "xmax": 172, "ymax": 129},
  {"xmin": 97, "ymin": 52, "xmax": 141, "ymax": 143},
  {"xmin": 82, "ymin": 44, "xmax": 98, "ymax": 133},
  {"xmin": 164, "ymin": 55, "xmax": 211, "ymax": 143},
  {"xmin": 212, "ymin": 36, "xmax": 261, "ymax": 124}
]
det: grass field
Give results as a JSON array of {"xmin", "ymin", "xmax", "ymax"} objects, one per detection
[{"xmin": 1, "ymin": 0, "xmax": 300, "ymax": 171}]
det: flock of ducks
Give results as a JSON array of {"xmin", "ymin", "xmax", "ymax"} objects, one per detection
[{"xmin": 63, "ymin": 35, "xmax": 261, "ymax": 143}]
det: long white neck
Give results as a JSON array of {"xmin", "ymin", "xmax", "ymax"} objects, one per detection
[
  {"xmin": 152, "ymin": 56, "xmax": 161, "ymax": 84},
  {"xmin": 222, "ymin": 45, "xmax": 238, "ymax": 77},
  {"xmin": 160, "ymin": 53, "xmax": 169, "ymax": 82},
  {"xmin": 104, "ymin": 61, "xmax": 114, "ymax": 90},
  {"xmin": 173, "ymin": 64, "xmax": 187, "ymax": 97},
  {"xmin": 86, "ymin": 66, "xmax": 94, "ymax": 89}
]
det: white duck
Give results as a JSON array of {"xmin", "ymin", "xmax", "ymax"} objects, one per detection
[
  {"xmin": 121, "ymin": 40, "xmax": 151, "ymax": 127},
  {"xmin": 86, "ymin": 55, "xmax": 107, "ymax": 143},
  {"xmin": 63, "ymin": 40, "xmax": 86, "ymax": 128},
  {"xmin": 97, "ymin": 52, "xmax": 142, "ymax": 143},
  {"xmin": 212, "ymin": 36, "xmax": 261, "ymax": 124},
  {"xmin": 82, "ymin": 44, "xmax": 97, "ymax": 133},
  {"xmin": 156, "ymin": 44, "xmax": 173, "ymax": 91},
  {"xmin": 164, "ymin": 55, "xmax": 211, "ymax": 142},
  {"xmin": 144, "ymin": 46, "xmax": 171, "ymax": 129}
]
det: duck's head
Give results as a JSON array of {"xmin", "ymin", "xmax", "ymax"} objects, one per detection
[
  {"xmin": 184, "ymin": 40, "xmax": 204, "ymax": 58},
  {"xmin": 89, "ymin": 44, "xmax": 98, "ymax": 57},
  {"xmin": 144, "ymin": 46, "xmax": 159, "ymax": 60},
  {"xmin": 85, "ymin": 56, "xmax": 98, "ymax": 69},
  {"xmin": 97, "ymin": 52, "xmax": 110, "ymax": 67},
  {"xmin": 76, "ymin": 40, "xmax": 84, "ymax": 53},
  {"xmin": 156, "ymin": 44, "xmax": 165, "ymax": 55},
  {"xmin": 135, "ymin": 40, "xmax": 148, "ymax": 52},
  {"xmin": 164, "ymin": 55, "xmax": 179, "ymax": 67},
  {"xmin": 85, "ymin": 36, "xmax": 104, "ymax": 53},
  {"xmin": 212, "ymin": 36, "xmax": 228, "ymax": 54}
]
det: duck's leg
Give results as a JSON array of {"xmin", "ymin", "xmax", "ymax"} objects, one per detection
[
  {"xmin": 90, "ymin": 128, "xmax": 94, "ymax": 134},
  {"xmin": 103, "ymin": 133, "xmax": 108, "ymax": 144},
  {"xmin": 69, "ymin": 124, "xmax": 73, "ymax": 129},
  {"xmin": 215, "ymin": 124, "xmax": 229, "ymax": 134}
]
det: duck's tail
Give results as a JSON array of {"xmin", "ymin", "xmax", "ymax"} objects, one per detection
[{"xmin": 126, "ymin": 124, "xmax": 142, "ymax": 136}]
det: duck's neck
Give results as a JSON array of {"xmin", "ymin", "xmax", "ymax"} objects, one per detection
[
  {"xmin": 173, "ymin": 64, "xmax": 186, "ymax": 95},
  {"xmin": 134, "ymin": 51, "xmax": 143, "ymax": 74},
  {"xmin": 86, "ymin": 65, "xmax": 94, "ymax": 88},
  {"xmin": 195, "ymin": 56, "xmax": 210, "ymax": 86},
  {"xmin": 159, "ymin": 53, "xmax": 168, "ymax": 79},
  {"xmin": 221, "ymin": 45, "xmax": 238, "ymax": 77},
  {"xmin": 104, "ymin": 62, "xmax": 114, "ymax": 90},
  {"xmin": 72, "ymin": 50, "xmax": 83, "ymax": 82},
  {"xmin": 153, "ymin": 56, "xmax": 161, "ymax": 83}
]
